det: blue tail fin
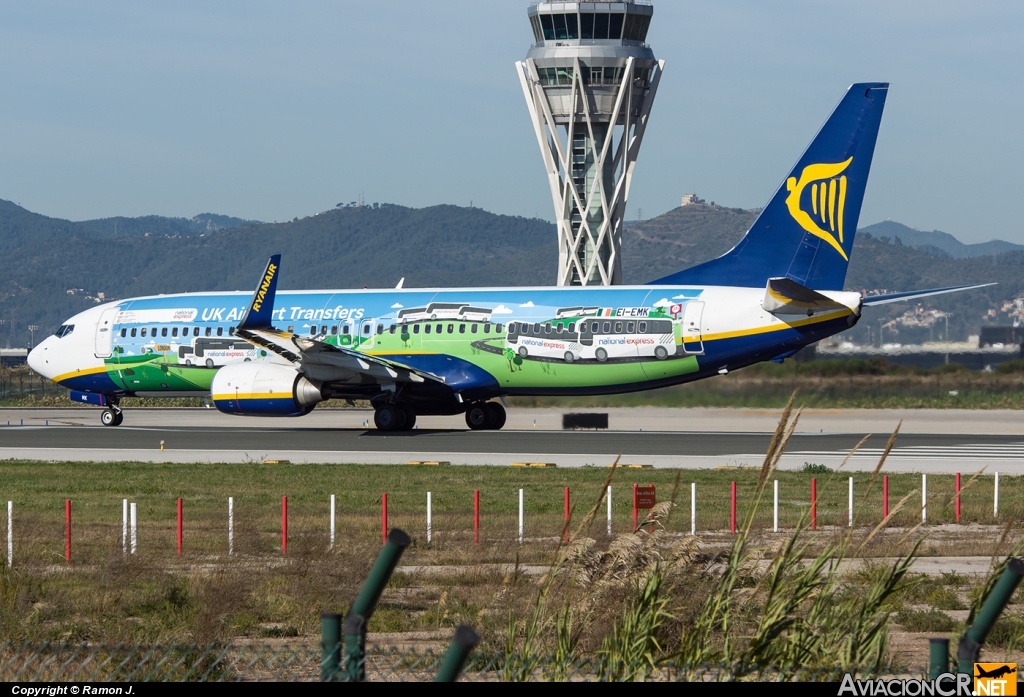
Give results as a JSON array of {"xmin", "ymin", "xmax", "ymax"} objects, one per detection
[{"xmin": 651, "ymin": 82, "xmax": 888, "ymax": 290}]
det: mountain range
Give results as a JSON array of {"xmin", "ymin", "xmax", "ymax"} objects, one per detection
[{"xmin": 1, "ymin": 199, "xmax": 1021, "ymax": 349}]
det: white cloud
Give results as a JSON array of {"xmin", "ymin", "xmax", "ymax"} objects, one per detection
[
  {"xmin": 671, "ymin": 295, "xmax": 692, "ymax": 301},
  {"xmin": 391, "ymin": 303, "xmax": 404, "ymax": 309},
  {"xmin": 653, "ymin": 298, "xmax": 670, "ymax": 307},
  {"xmin": 518, "ymin": 301, "xmax": 535, "ymax": 307},
  {"xmin": 491, "ymin": 304, "xmax": 513, "ymax": 314}
]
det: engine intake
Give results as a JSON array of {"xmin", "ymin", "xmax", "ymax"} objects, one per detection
[{"xmin": 211, "ymin": 362, "xmax": 323, "ymax": 417}]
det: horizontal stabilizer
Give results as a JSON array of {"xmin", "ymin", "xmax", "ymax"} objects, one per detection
[
  {"xmin": 763, "ymin": 277, "xmax": 849, "ymax": 315},
  {"xmin": 861, "ymin": 283, "xmax": 996, "ymax": 306}
]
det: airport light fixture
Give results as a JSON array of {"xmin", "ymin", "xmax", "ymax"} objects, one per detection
[
  {"xmin": 28, "ymin": 325, "xmax": 39, "ymax": 350},
  {"xmin": 517, "ymin": 1, "xmax": 664, "ymax": 286}
]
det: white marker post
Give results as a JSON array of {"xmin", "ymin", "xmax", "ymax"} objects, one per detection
[
  {"xmin": 228, "ymin": 497, "xmax": 234, "ymax": 556},
  {"xmin": 129, "ymin": 502, "xmax": 138, "ymax": 555},
  {"xmin": 606, "ymin": 485, "xmax": 612, "ymax": 537},
  {"xmin": 773, "ymin": 480, "xmax": 779, "ymax": 533},
  {"xmin": 922, "ymin": 474, "xmax": 927, "ymax": 523},
  {"xmin": 6, "ymin": 501, "xmax": 12, "ymax": 568},
  {"xmin": 122, "ymin": 499, "xmax": 128, "ymax": 556},
  {"xmin": 848, "ymin": 477, "xmax": 854, "ymax": 527},
  {"xmin": 329, "ymin": 494, "xmax": 336, "ymax": 550},
  {"xmin": 690, "ymin": 483, "xmax": 696, "ymax": 536},
  {"xmin": 519, "ymin": 489, "xmax": 524, "ymax": 543},
  {"xmin": 995, "ymin": 472, "xmax": 1000, "ymax": 517},
  {"xmin": 426, "ymin": 492, "xmax": 432, "ymax": 545}
]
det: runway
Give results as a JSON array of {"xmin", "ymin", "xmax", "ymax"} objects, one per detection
[{"xmin": 2, "ymin": 407, "xmax": 1024, "ymax": 472}]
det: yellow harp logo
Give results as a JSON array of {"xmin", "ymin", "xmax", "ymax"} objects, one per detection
[{"xmin": 784, "ymin": 157, "xmax": 853, "ymax": 261}]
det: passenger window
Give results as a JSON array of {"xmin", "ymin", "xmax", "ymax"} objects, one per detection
[
  {"xmin": 615, "ymin": 322, "xmax": 623, "ymax": 333},
  {"xmin": 496, "ymin": 323, "xmax": 503, "ymax": 333},
  {"xmin": 217, "ymin": 327, "xmax": 224, "ymax": 336},
  {"xmin": 160, "ymin": 327, "xmax": 167, "ymax": 337},
  {"xmin": 363, "ymin": 324, "xmax": 371, "ymax": 335},
  {"xmin": 377, "ymin": 324, "xmax": 384, "ymax": 335},
  {"xmin": 471, "ymin": 324, "xmax": 478, "ymax": 334},
  {"xmin": 172, "ymin": 327, "xmax": 179, "ymax": 337},
  {"xmin": 436, "ymin": 324, "xmax": 443, "ymax": 334},
  {"xmin": 310, "ymin": 327, "xmax": 317, "ymax": 336},
  {"xmin": 568, "ymin": 322, "xmax": 575, "ymax": 332},
  {"xmin": 639, "ymin": 321, "xmax": 647, "ymax": 333},
  {"xmin": 544, "ymin": 323, "xmax": 551, "ymax": 334},
  {"xmin": 120, "ymin": 328, "xmax": 127, "ymax": 338},
  {"xmin": 130, "ymin": 328, "xmax": 137, "ymax": 338},
  {"xmin": 602, "ymin": 322, "xmax": 611, "ymax": 333},
  {"xmin": 533, "ymin": 323, "xmax": 541, "ymax": 333},
  {"xmin": 447, "ymin": 324, "xmax": 454, "ymax": 334},
  {"xmin": 459, "ymin": 324, "xmax": 466, "ymax": 334},
  {"xmin": 626, "ymin": 321, "xmax": 635, "ymax": 333},
  {"xmin": 413, "ymin": 324, "xmax": 420, "ymax": 334},
  {"xmin": 205, "ymin": 327, "xmax": 212, "ymax": 337},
  {"xmin": 591, "ymin": 322, "xmax": 599, "ymax": 332},
  {"xmin": 425, "ymin": 324, "xmax": 432, "ymax": 334},
  {"xmin": 141, "ymin": 328, "xmax": 147, "ymax": 337},
  {"xmin": 484, "ymin": 323, "xmax": 491, "ymax": 334},
  {"xmin": 229, "ymin": 327, "xmax": 236, "ymax": 335},
  {"xmin": 389, "ymin": 324, "xmax": 396, "ymax": 334},
  {"xmin": 151, "ymin": 327, "xmax": 157, "ymax": 337}
]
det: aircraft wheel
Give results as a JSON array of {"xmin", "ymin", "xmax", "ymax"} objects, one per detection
[
  {"xmin": 486, "ymin": 402, "xmax": 506, "ymax": 430},
  {"xmin": 100, "ymin": 409, "xmax": 120, "ymax": 427},
  {"xmin": 399, "ymin": 406, "xmax": 417, "ymax": 431},
  {"xmin": 595, "ymin": 348, "xmax": 608, "ymax": 362},
  {"xmin": 655, "ymin": 346, "xmax": 668, "ymax": 360},
  {"xmin": 465, "ymin": 404, "xmax": 493, "ymax": 430},
  {"xmin": 113, "ymin": 411, "xmax": 124, "ymax": 426},
  {"xmin": 374, "ymin": 405, "xmax": 404, "ymax": 431},
  {"xmin": 518, "ymin": 346, "xmax": 528, "ymax": 358},
  {"xmin": 563, "ymin": 351, "xmax": 574, "ymax": 363}
]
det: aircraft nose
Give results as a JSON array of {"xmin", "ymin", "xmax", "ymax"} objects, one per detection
[{"xmin": 27, "ymin": 338, "xmax": 52, "ymax": 378}]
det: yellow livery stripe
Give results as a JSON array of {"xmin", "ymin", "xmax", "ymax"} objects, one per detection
[
  {"xmin": 212, "ymin": 392, "xmax": 293, "ymax": 401},
  {"xmin": 702, "ymin": 308, "xmax": 852, "ymax": 343},
  {"xmin": 53, "ymin": 365, "xmax": 109, "ymax": 383}
]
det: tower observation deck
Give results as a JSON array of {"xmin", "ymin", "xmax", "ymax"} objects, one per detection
[{"xmin": 517, "ymin": 2, "xmax": 664, "ymax": 286}]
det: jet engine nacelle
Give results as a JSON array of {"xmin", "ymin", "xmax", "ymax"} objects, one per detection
[{"xmin": 211, "ymin": 362, "xmax": 323, "ymax": 417}]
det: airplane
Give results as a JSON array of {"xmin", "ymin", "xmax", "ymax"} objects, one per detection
[{"xmin": 28, "ymin": 82, "xmax": 992, "ymax": 431}]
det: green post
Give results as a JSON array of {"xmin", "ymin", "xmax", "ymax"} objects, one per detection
[
  {"xmin": 434, "ymin": 625, "xmax": 480, "ymax": 682},
  {"xmin": 958, "ymin": 557, "xmax": 1024, "ymax": 674},
  {"xmin": 929, "ymin": 638, "xmax": 948, "ymax": 680},
  {"xmin": 321, "ymin": 612, "xmax": 341, "ymax": 682},
  {"xmin": 344, "ymin": 528, "xmax": 411, "ymax": 681}
]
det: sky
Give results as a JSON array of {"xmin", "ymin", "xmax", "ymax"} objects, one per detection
[{"xmin": 0, "ymin": 1, "xmax": 1021, "ymax": 243}]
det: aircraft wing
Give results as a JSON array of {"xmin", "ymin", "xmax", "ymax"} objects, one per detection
[
  {"xmin": 235, "ymin": 255, "xmax": 447, "ymax": 388},
  {"xmin": 861, "ymin": 283, "xmax": 996, "ymax": 306},
  {"xmin": 236, "ymin": 326, "xmax": 446, "ymax": 386}
]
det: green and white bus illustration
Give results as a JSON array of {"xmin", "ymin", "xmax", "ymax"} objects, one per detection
[{"xmin": 505, "ymin": 310, "xmax": 683, "ymax": 363}]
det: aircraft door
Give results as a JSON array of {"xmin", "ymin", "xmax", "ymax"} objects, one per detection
[
  {"xmin": 358, "ymin": 319, "xmax": 376, "ymax": 350},
  {"xmin": 681, "ymin": 301, "xmax": 705, "ymax": 354},
  {"xmin": 94, "ymin": 307, "xmax": 120, "ymax": 358}
]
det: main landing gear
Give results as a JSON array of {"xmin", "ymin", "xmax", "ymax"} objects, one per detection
[
  {"xmin": 465, "ymin": 402, "xmax": 506, "ymax": 431},
  {"xmin": 373, "ymin": 404, "xmax": 417, "ymax": 432},
  {"xmin": 100, "ymin": 406, "xmax": 123, "ymax": 427}
]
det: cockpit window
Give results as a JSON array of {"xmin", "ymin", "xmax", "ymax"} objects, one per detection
[{"xmin": 55, "ymin": 324, "xmax": 75, "ymax": 338}]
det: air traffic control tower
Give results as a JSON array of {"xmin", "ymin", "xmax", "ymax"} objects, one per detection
[{"xmin": 517, "ymin": 2, "xmax": 664, "ymax": 286}]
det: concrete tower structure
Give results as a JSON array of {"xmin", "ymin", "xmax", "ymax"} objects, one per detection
[{"xmin": 517, "ymin": 2, "xmax": 664, "ymax": 286}]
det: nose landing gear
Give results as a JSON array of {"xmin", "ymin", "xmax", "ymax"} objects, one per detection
[{"xmin": 100, "ymin": 406, "xmax": 123, "ymax": 427}]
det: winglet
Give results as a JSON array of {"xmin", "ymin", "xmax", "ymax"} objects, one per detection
[{"xmin": 238, "ymin": 254, "xmax": 281, "ymax": 330}]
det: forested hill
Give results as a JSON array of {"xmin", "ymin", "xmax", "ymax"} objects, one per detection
[{"xmin": 1, "ymin": 199, "xmax": 1021, "ymax": 348}]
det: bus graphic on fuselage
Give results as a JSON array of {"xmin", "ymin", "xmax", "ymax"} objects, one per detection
[
  {"xmin": 178, "ymin": 337, "xmax": 259, "ymax": 368},
  {"xmin": 505, "ymin": 310, "xmax": 684, "ymax": 363}
]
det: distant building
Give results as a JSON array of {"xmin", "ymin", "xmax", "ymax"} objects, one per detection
[
  {"xmin": 0, "ymin": 349, "xmax": 28, "ymax": 367},
  {"xmin": 980, "ymin": 326, "xmax": 1024, "ymax": 348},
  {"xmin": 814, "ymin": 341, "xmax": 1022, "ymax": 371},
  {"xmin": 681, "ymin": 193, "xmax": 706, "ymax": 207}
]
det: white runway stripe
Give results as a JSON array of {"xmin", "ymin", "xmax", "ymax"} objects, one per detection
[{"xmin": 792, "ymin": 443, "xmax": 1024, "ymax": 460}]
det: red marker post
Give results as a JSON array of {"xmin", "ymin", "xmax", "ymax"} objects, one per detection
[
  {"xmin": 473, "ymin": 490, "xmax": 480, "ymax": 545},
  {"xmin": 950, "ymin": 472, "xmax": 958, "ymax": 521},
  {"xmin": 883, "ymin": 476, "xmax": 889, "ymax": 521},
  {"xmin": 282, "ymin": 496, "xmax": 288, "ymax": 554},
  {"xmin": 811, "ymin": 478, "xmax": 817, "ymax": 531},
  {"xmin": 632, "ymin": 483, "xmax": 638, "ymax": 531},
  {"xmin": 382, "ymin": 492, "xmax": 388, "ymax": 546},
  {"xmin": 65, "ymin": 499, "xmax": 71, "ymax": 563},
  {"xmin": 563, "ymin": 487, "xmax": 570, "ymax": 542},
  {"xmin": 730, "ymin": 481, "xmax": 737, "ymax": 534},
  {"xmin": 177, "ymin": 498, "xmax": 183, "ymax": 556}
]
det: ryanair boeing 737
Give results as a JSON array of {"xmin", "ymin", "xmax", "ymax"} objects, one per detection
[{"xmin": 27, "ymin": 83, "xmax": 990, "ymax": 430}]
